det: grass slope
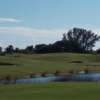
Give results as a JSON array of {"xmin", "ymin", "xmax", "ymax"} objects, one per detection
[
  {"xmin": 0, "ymin": 82, "xmax": 100, "ymax": 100},
  {"xmin": 0, "ymin": 53, "xmax": 100, "ymax": 77}
]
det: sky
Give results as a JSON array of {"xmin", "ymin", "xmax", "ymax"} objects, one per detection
[{"xmin": 0, "ymin": 0, "xmax": 100, "ymax": 50}]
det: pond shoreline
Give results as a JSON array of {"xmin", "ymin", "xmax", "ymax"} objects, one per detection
[
  {"xmin": 0, "ymin": 71, "xmax": 86, "ymax": 81},
  {"xmin": 1, "ymin": 73, "xmax": 100, "ymax": 84},
  {"xmin": 25, "ymin": 71, "xmax": 85, "ymax": 78}
]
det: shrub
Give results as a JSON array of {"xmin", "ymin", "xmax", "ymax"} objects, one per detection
[
  {"xmin": 54, "ymin": 70, "xmax": 60, "ymax": 76},
  {"xmin": 84, "ymin": 69, "xmax": 90, "ymax": 74},
  {"xmin": 5, "ymin": 74, "xmax": 11, "ymax": 80},
  {"xmin": 68, "ymin": 70, "xmax": 74, "ymax": 74},
  {"xmin": 41, "ymin": 72, "xmax": 48, "ymax": 77},
  {"xmin": 76, "ymin": 70, "xmax": 80, "ymax": 74},
  {"xmin": 1, "ymin": 53, "xmax": 5, "ymax": 56},
  {"xmin": 30, "ymin": 73, "xmax": 36, "ymax": 78}
]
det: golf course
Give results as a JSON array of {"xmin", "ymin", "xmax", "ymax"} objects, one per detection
[
  {"xmin": 0, "ymin": 82, "xmax": 100, "ymax": 100},
  {"xmin": 0, "ymin": 53, "xmax": 100, "ymax": 99},
  {"xmin": 0, "ymin": 53, "xmax": 100, "ymax": 77}
]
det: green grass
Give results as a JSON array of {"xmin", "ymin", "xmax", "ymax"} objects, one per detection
[
  {"xmin": 0, "ymin": 53, "xmax": 100, "ymax": 77},
  {"xmin": 0, "ymin": 82, "xmax": 100, "ymax": 100},
  {"xmin": 0, "ymin": 53, "xmax": 100, "ymax": 100}
]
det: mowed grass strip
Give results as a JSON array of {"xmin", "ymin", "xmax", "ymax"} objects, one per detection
[
  {"xmin": 0, "ymin": 53, "xmax": 100, "ymax": 77},
  {"xmin": 0, "ymin": 82, "xmax": 100, "ymax": 100}
]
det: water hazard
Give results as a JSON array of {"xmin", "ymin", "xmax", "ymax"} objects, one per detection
[{"xmin": 1, "ymin": 73, "xmax": 100, "ymax": 84}]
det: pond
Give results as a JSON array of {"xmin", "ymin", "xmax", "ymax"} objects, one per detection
[{"xmin": 1, "ymin": 73, "xmax": 100, "ymax": 84}]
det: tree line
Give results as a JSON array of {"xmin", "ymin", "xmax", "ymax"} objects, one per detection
[{"xmin": 1, "ymin": 27, "xmax": 100, "ymax": 55}]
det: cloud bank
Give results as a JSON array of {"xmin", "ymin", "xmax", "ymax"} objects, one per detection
[
  {"xmin": 0, "ymin": 27, "xmax": 67, "ymax": 40},
  {"xmin": 0, "ymin": 18, "xmax": 23, "ymax": 22},
  {"xmin": 0, "ymin": 26, "xmax": 100, "ymax": 50}
]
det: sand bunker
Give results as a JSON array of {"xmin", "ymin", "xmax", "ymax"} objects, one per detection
[
  {"xmin": 0, "ymin": 62, "xmax": 19, "ymax": 66},
  {"xmin": 69, "ymin": 61, "xmax": 82, "ymax": 64}
]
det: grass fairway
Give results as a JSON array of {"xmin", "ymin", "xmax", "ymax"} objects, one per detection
[
  {"xmin": 0, "ymin": 82, "xmax": 100, "ymax": 100},
  {"xmin": 0, "ymin": 53, "xmax": 100, "ymax": 77}
]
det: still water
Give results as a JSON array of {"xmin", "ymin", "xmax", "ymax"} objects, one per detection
[{"xmin": 1, "ymin": 73, "xmax": 100, "ymax": 84}]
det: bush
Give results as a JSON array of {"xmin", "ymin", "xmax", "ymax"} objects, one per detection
[
  {"xmin": 76, "ymin": 70, "xmax": 80, "ymax": 74},
  {"xmin": 54, "ymin": 70, "xmax": 60, "ymax": 76},
  {"xmin": 84, "ymin": 69, "xmax": 90, "ymax": 74},
  {"xmin": 68, "ymin": 70, "xmax": 74, "ymax": 74},
  {"xmin": 5, "ymin": 75, "xmax": 11, "ymax": 80},
  {"xmin": 1, "ymin": 53, "xmax": 5, "ymax": 56},
  {"xmin": 30, "ymin": 73, "xmax": 36, "ymax": 78},
  {"xmin": 41, "ymin": 72, "xmax": 48, "ymax": 77}
]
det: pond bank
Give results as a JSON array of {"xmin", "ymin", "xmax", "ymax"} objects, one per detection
[
  {"xmin": 25, "ymin": 71, "xmax": 85, "ymax": 78},
  {"xmin": 0, "ymin": 71, "xmax": 85, "ymax": 81},
  {"xmin": 1, "ymin": 73, "xmax": 100, "ymax": 84}
]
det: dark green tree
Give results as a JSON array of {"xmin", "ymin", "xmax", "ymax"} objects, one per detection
[
  {"xmin": 35, "ymin": 44, "xmax": 46, "ymax": 53},
  {"xmin": 35, "ymin": 43, "xmax": 62, "ymax": 54},
  {"xmin": 5, "ymin": 45, "xmax": 14, "ymax": 54},
  {"xmin": 62, "ymin": 27, "xmax": 100, "ymax": 52},
  {"xmin": 26, "ymin": 45, "xmax": 34, "ymax": 54},
  {"xmin": 96, "ymin": 48, "xmax": 100, "ymax": 54},
  {"xmin": 0, "ymin": 47, "xmax": 2, "ymax": 55},
  {"xmin": 20, "ymin": 49, "xmax": 30, "ymax": 54},
  {"xmin": 14, "ymin": 47, "xmax": 20, "ymax": 53}
]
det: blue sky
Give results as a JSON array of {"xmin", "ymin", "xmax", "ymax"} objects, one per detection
[{"xmin": 0, "ymin": 0, "xmax": 100, "ymax": 50}]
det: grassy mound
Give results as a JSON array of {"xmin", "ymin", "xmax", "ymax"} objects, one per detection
[{"xmin": 0, "ymin": 53, "xmax": 100, "ymax": 77}]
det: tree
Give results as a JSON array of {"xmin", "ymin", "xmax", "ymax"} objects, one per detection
[
  {"xmin": 55, "ymin": 40, "xmax": 83, "ymax": 53},
  {"xmin": 96, "ymin": 48, "xmax": 100, "ymax": 54},
  {"xmin": 26, "ymin": 45, "xmax": 34, "ymax": 54},
  {"xmin": 5, "ymin": 45, "xmax": 14, "ymax": 54},
  {"xmin": 0, "ymin": 47, "xmax": 2, "ymax": 55},
  {"xmin": 55, "ymin": 40, "xmax": 70, "ymax": 52},
  {"xmin": 14, "ymin": 47, "xmax": 20, "ymax": 53},
  {"xmin": 35, "ymin": 44, "xmax": 46, "ymax": 53},
  {"xmin": 20, "ymin": 49, "xmax": 30, "ymax": 54},
  {"xmin": 35, "ymin": 43, "xmax": 62, "ymax": 54},
  {"xmin": 62, "ymin": 27, "xmax": 100, "ymax": 52}
]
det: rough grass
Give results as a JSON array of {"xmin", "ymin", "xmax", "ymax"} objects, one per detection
[
  {"xmin": 0, "ymin": 82, "xmax": 100, "ymax": 100},
  {"xmin": 0, "ymin": 53, "xmax": 100, "ymax": 77}
]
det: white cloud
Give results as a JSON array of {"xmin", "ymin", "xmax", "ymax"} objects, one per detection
[
  {"xmin": 0, "ymin": 27, "xmax": 67, "ymax": 40},
  {"xmin": 0, "ymin": 40, "xmax": 5, "ymax": 47},
  {"xmin": 92, "ymin": 29, "xmax": 100, "ymax": 50},
  {"xmin": 0, "ymin": 18, "xmax": 23, "ymax": 22},
  {"xmin": 0, "ymin": 27, "xmax": 67, "ymax": 49},
  {"xmin": 93, "ymin": 42, "xmax": 100, "ymax": 50},
  {"xmin": 92, "ymin": 29, "xmax": 100, "ymax": 36},
  {"xmin": 0, "ymin": 27, "xmax": 100, "ymax": 50}
]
